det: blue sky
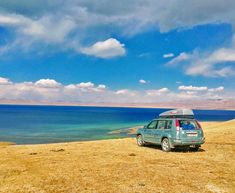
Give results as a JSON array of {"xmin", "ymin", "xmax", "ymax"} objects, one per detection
[{"xmin": 0, "ymin": 0, "xmax": 235, "ymax": 105}]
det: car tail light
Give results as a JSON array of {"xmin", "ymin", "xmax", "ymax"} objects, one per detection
[
  {"xmin": 196, "ymin": 120, "xmax": 204, "ymax": 135},
  {"xmin": 196, "ymin": 120, "xmax": 201, "ymax": 128},
  {"xmin": 175, "ymin": 119, "xmax": 180, "ymax": 131}
]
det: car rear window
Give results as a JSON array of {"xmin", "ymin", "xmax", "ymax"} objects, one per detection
[{"xmin": 179, "ymin": 120, "xmax": 198, "ymax": 130}]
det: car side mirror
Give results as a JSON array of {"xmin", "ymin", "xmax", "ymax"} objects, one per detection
[{"xmin": 144, "ymin": 125, "xmax": 147, "ymax": 129}]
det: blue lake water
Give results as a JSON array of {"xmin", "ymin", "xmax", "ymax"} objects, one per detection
[{"xmin": 0, "ymin": 105, "xmax": 235, "ymax": 144}]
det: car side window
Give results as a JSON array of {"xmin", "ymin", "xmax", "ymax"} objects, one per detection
[
  {"xmin": 157, "ymin": 120, "xmax": 166, "ymax": 130},
  {"xmin": 147, "ymin": 120, "xmax": 157, "ymax": 129},
  {"xmin": 165, "ymin": 120, "xmax": 172, "ymax": 129}
]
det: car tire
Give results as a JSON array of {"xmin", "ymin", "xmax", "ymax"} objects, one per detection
[
  {"xmin": 137, "ymin": 135, "xmax": 145, "ymax": 146},
  {"xmin": 161, "ymin": 138, "xmax": 171, "ymax": 152},
  {"xmin": 190, "ymin": 146, "xmax": 200, "ymax": 151}
]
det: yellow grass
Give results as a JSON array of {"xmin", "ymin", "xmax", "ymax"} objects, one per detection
[{"xmin": 0, "ymin": 120, "xmax": 235, "ymax": 193}]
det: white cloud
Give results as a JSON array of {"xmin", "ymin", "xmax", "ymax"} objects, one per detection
[
  {"xmin": 208, "ymin": 86, "xmax": 224, "ymax": 92},
  {"xmin": 186, "ymin": 48, "xmax": 235, "ymax": 77},
  {"xmin": 1, "ymin": 0, "xmax": 235, "ymax": 56},
  {"xmin": 167, "ymin": 52, "xmax": 190, "ymax": 66},
  {"xmin": 97, "ymin": 84, "xmax": 106, "ymax": 89},
  {"xmin": 77, "ymin": 82, "xmax": 94, "ymax": 88},
  {"xmin": 22, "ymin": 16, "xmax": 75, "ymax": 43},
  {"xmin": 168, "ymin": 47, "xmax": 235, "ymax": 77},
  {"xmin": 0, "ymin": 78, "xmax": 109, "ymax": 103},
  {"xmin": 81, "ymin": 38, "xmax": 126, "ymax": 58},
  {"xmin": 163, "ymin": 53, "xmax": 174, "ymax": 58},
  {"xmin": 64, "ymin": 82, "xmax": 106, "ymax": 93},
  {"xmin": 35, "ymin": 79, "xmax": 61, "ymax": 88},
  {"xmin": 0, "ymin": 77, "xmax": 12, "ymax": 85},
  {"xmin": 158, "ymin": 88, "xmax": 170, "ymax": 93},
  {"xmin": 0, "ymin": 13, "xmax": 76, "ymax": 44},
  {"xmin": 176, "ymin": 85, "xmax": 225, "ymax": 100},
  {"xmin": 210, "ymin": 48, "xmax": 235, "ymax": 62},
  {"xmin": 115, "ymin": 89, "xmax": 136, "ymax": 97},
  {"xmin": 139, "ymin": 79, "xmax": 147, "ymax": 84},
  {"xmin": 178, "ymin": 85, "xmax": 208, "ymax": 91},
  {"xmin": 1, "ymin": 0, "xmax": 235, "ymax": 34},
  {"xmin": 115, "ymin": 89, "xmax": 128, "ymax": 95},
  {"xmin": 146, "ymin": 88, "xmax": 170, "ymax": 96},
  {"xmin": 0, "ymin": 76, "xmax": 232, "ymax": 104},
  {"xmin": 0, "ymin": 14, "xmax": 27, "ymax": 26}
]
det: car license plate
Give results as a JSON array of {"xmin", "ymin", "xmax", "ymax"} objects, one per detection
[{"xmin": 187, "ymin": 133, "xmax": 197, "ymax": 137}]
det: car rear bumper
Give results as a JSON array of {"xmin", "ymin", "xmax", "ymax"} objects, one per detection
[{"xmin": 171, "ymin": 137, "xmax": 205, "ymax": 147}]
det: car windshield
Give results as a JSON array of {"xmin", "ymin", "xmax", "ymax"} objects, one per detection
[{"xmin": 179, "ymin": 120, "xmax": 198, "ymax": 130}]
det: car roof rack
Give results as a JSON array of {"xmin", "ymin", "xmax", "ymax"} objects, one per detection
[{"xmin": 159, "ymin": 109, "xmax": 194, "ymax": 119}]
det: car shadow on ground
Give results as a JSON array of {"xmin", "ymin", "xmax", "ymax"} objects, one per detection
[{"xmin": 143, "ymin": 144, "xmax": 205, "ymax": 153}]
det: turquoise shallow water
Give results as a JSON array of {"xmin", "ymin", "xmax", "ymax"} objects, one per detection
[{"xmin": 0, "ymin": 105, "xmax": 235, "ymax": 144}]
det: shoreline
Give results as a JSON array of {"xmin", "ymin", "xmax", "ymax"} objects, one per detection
[
  {"xmin": 1, "ymin": 102, "xmax": 235, "ymax": 111},
  {"xmin": 0, "ymin": 121, "xmax": 225, "ymax": 146}
]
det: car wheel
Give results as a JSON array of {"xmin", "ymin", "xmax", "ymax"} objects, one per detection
[
  {"xmin": 161, "ymin": 138, "xmax": 171, "ymax": 152},
  {"xmin": 137, "ymin": 135, "xmax": 145, "ymax": 146},
  {"xmin": 190, "ymin": 146, "xmax": 200, "ymax": 151}
]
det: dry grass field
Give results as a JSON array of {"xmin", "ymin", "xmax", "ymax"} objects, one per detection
[{"xmin": 0, "ymin": 120, "xmax": 234, "ymax": 193}]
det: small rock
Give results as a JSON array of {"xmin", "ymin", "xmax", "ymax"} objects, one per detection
[
  {"xmin": 51, "ymin": 149, "xmax": 65, "ymax": 152},
  {"xmin": 29, "ymin": 152, "xmax": 37, "ymax": 155},
  {"xmin": 129, "ymin": 153, "xmax": 136, "ymax": 156}
]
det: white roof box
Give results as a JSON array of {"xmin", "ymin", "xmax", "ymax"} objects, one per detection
[{"xmin": 159, "ymin": 109, "xmax": 194, "ymax": 118}]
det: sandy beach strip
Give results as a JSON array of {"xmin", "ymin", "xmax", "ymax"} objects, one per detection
[{"xmin": 0, "ymin": 120, "xmax": 234, "ymax": 193}]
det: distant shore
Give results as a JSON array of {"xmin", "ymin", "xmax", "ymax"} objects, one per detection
[{"xmin": 1, "ymin": 100, "xmax": 235, "ymax": 110}]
